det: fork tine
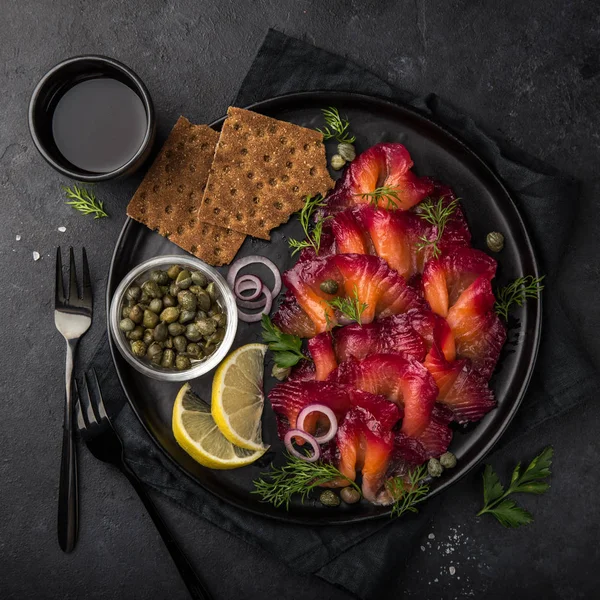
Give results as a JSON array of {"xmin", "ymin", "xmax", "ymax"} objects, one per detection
[
  {"xmin": 81, "ymin": 374, "xmax": 99, "ymax": 427},
  {"xmin": 55, "ymin": 247, "xmax": 65, "ymax": 306},
  {"xmin": 90, "ymin": 368, "xmax": 109, "ymax": 422},
  {"xmin": 81, "ymin": 248, "xmax": 93, "ymax": 306},
  {"xmin": 68, "ymin": 247, "xmax": 79, "ymax": 301},
  {"xmin": 73, "ymin": 380, "xmax": 86, "ymax": 432}
]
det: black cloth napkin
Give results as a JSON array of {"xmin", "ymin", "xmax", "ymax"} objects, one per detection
[{"xmin": 86, "ymin": 29, "xmax": 599, "ymax": 600}]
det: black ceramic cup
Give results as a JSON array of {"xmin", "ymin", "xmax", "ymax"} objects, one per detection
[{"xmin": 28, "ymin": 55, "xmax": 156, "ymax": 182}]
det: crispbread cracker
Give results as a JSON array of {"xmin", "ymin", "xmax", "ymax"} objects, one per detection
[
  {"xmin": 127, "ymin": 116, "xmax": 245, "ymax": 266},
  {"xmin": 197, "ymin": 107, "xmax": 334, "ymax": 240}
]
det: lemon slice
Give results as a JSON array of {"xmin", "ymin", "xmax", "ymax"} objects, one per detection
[
  {"xmin": 172, "ymin": 383, "xmax": 267, "ymax": 469},
  {"xmin": 211, "ymin": 343, "xmax": 268, "ymax": 451}
]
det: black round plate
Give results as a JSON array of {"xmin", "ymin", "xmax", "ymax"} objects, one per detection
[{"xmin": 107, "ymin": 91, "xmax": 541, "ymax": 524}]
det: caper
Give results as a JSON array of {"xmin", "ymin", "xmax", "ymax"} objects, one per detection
[
  {"xmin": 127, "ymin": 297, "xmax": 137, "ymax": 308},
  {"xmin": 130, "ymin": 340, "xmax": 147, "ymax": 357},
  {"xmin": 330, "ymin": 153, "xmax": 346, "ymax": 170},
  {"xmin": 195, "ymin": 318, "xmax": 217, "ymax": 336},
  {"xmin": 178, "ymin": 290, "xmax": 197, "ymax": 311},
  {"xmin": 162, "ymin": 294, "xmax": 176, "ymax": 308},
  {"xmin": 195, "ymin": 310, "xmax": 208, "ymax": 321},
  {"xmin": 337, "ymin": 142, "xmax": 356, "ymax": 162},
  {"xmin": 205, "ymin": 282, "xmax": 218, "ymax": 303},
  {"xmin": 173, "ymin": 336, "xmax": 188, "ymax": 353},
  {"xmin": 142, "ymin": 280, "xmax": 161, "ymax": 298},
  {"xmin": 486, "ymin": 231, "xmax": 505, "ymax": 253},
  {"xmin": 340, "ymin": 487, "xmax": 361, "ymax": 504},
  {"xmin": 207, "ymin": 309, "xmax": 216, "ymax": 318},
  {"xmin": 153, "ymin": 322, "xmax": 168, "ymax": 342},
  {"xmin": 147, "ymin": 342, "xmax": 163, "ymax": 363},
  {"xmin": 119, "ymin": 318, "xmax": 135, "ymax": 333},
  {"xmin": 121, "ymin": 306, "xmax": 132, "ymax": 319},
  {"xmin": 319, "ymin": 490, "xmax": 341, "ymax": 507},
  {"xmin": 159, "ymin": 285, "xmax": 170, "ymax": 296},
  {"xmin": 150, "ymin": 269, "xmax": 170, "ymax": 285},
  {"xmin": 196, "ymin": 290, "xmax": 212, "ymax": 312},
  {"xmin": 160, "ymin": 306, "xmax": 180, "ymax": 323},
  {"xmin": 176, "ymin": 269, "xmax": 192, "ymax": 289},
  {"xmin": 191, "ymin": 271, "xmax": 208, "ymax": 287},
  {"xmin": 129, "ymin": 305, "xmax": 143, "ymax": 324},
  {"xmin": 161, "ymin": 349, "xmax": 175, "ymax": 368},
  {"xmin": 204, "ymin": 343, "xmax": 216, "ymax": 356},
  {"xmin": 175, "ymin": 355, "xmax": 192, "ymax": 370},
  {"xmin": 427, "ymin": 457, "xmax": 443, "ymax": 478},
  {"xmin": 143, "ymin": 329, "xmax": 154, "ymax": 345},
  {"xmin": 143, "ymin": 309, "xmax": 159, "ymax": 329},
  {"xmin": 211, "ymin": 313, "xmax": 227, "ymax": 328},
  {"xmin": 186, "ymin": 343, "xmax": 203, "ymax": 359},
  {"xmin": 139, "ymin": 291, "xmax": 150, "ymax": 304},
  {"xmin": 271, "ymin": 364, "xmax": 291, "ymax": 381},
  {"xmin": 169, "ymin": 282, "xmax": 180, "ymax": 297},
  {"xmin": 167, "ymin": 265, "xmax": 182, "ymax": 280},
  {"xmin": 207, "ymin": 329, "xmax": 225, "ymax": 345},
  {"xmin": 129, "ymin": 326, "xmax": 144, "ymax": 341},
  {"xmin": 188, "ymin": 285, "xmax": 202, "ymax": 296},
  {"xmin": 439, "ymin": 451, "xmax": 457, "ymax": 469},
  {"xmin": 126, "ymin": 285, "xmax": 142, "ymax": 303},
  {"xmin": 164, "ymin": 336, "xmax": 173, "ymax": 349},
  {"xmin": 168, "ymin": 322, "xmax": 186, "ymax": 336},
  {"xmin": 148, "ymin": 298, "xmax": 163, "ymax": 314},
  {"xmin": 184, "ymin": 323, "xmax": 202, "ymax": 342},
  {"xmin": 179, "ymin": 309, "xmax": 196, "ymax": 324},
  {"xmin": 320, "ymin": 279, "xmax": 339, "ymax": 295}
]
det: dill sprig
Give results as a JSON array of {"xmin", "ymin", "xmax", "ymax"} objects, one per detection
[
  {"xmin": 327, "ymin": 285, "xmax": 368, "ymax": 325},
  {"xmin": 288, "ymin": 194, "xmax": 331, "ymax": 256},
  {"xmin": 63, "ymin": 184, "xmax": 108, "ymax": 219},
  {"xmin": 415, "ymin": 197, "xmax": 459, "ymax": 258},
  {"xmin": 357, "ymin": 185, "xmax": 403, "ymax": 210},
  {"xmin": 252, "ymin": 452, "xmax": 361, "ymax": 510},
  {"xmin": 386, "ymin": 464, "xmax": 430, "ymax": 518},
  {"xmin": 261, "ymin": 315, "xmax": 307, "ymax": 368},
  {"xmin": 494, "ymin": 275, "xmax": 545, "ymax": 320},
  {"xmin": 316, "ymin": 106, "xmax": 356, "ymax": 144},
  {"xmin": 477, "ymin": 446, "xmax": 553, "ymax": 527}
]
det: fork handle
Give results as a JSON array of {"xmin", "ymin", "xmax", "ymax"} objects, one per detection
[
  {"xmin": 58, "ymin": 339, "xmax": 78, "ymax": 553},
  {"xmin": 121, "ymin": 463, "xmax": 212, "ymax": 600}
]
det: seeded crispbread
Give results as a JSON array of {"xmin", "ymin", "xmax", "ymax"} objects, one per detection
[
  {"xmin": 126, "ymin": 116, "xmax": 246, "ymax": 266},
  {"xmin": 197, "ymin": 107, "xmax": 334, "ymax": 240}
]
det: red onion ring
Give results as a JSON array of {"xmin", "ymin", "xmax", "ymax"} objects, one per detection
[
  {"xmin": 284, "ymin": 429, "xmax": 321, "ymax": 462},
  {"xmin": 297, "ymin": 404, "xmax": 338, "ymax": 444},
  {"xmin": 234, "ymin": 274, "xmax": 262, "ymax": 301},
  {"xmin": 236, "ymin": 285, "xmax": 269, "ymax": 309},
  {"xmin": 237, "ymin": 287, "xmax": 273, "ymax": 323},
  {"xmin": 227, "ymin": 255, "xmax": 282, "ymax": 299}
]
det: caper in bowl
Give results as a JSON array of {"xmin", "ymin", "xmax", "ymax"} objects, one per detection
[{"xmin": 109, "ymin": 255, "xmax": 238, "ymax": 382}]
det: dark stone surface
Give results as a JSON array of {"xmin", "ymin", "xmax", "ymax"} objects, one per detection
[{"xmin": 1, "ymin": 1, "xmax": 599, "ymax": 599}]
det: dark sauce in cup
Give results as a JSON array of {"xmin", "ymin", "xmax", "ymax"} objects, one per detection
[{"xmin": 51, "ymin": 77, "xmax": 148, "ymax": 173}]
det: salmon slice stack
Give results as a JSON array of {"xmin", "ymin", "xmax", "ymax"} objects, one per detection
[{"xmin": 307, "ymin": 333, "xmax": 338, "ymax": 380}]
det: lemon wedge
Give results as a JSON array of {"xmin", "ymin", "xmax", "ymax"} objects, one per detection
[
  {"xmin": 211, "ymin": 343, "xmax": 268, "ymax": 451},
  {"xmin": 172, "ymin": 383, "xmax": 267, "ymax": 469}
]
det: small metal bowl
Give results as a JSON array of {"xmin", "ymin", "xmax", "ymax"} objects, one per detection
[
  {"xmin": 109, "ymin": 255, "xmax": 238, "ymax": 382},
  {"xmin": 28, "ymin": 55, "xmax": 155, "ymax": 182}
]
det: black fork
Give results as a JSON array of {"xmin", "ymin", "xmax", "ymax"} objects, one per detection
[{"xmin": 75, "ymin": 370, "xmax": 212, "ymax": 600}]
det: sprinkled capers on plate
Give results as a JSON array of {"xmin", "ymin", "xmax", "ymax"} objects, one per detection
[
  {"xmin": 330, "ymin": 154, "xmax": 346, "ymax": 170},
  {"xmin": 439, "ymin": 451, "xmax": 457, "ymax": 469},
  {"xmin": 337, "ymin": 142, "xmax": 356, "ymax": 162},
  {"xmin": 428, "ymin": 457, "xmax": 443, "ymax": 478},
  {"xmin": 486, "ymin": 231, "xmax": 504, "ymax": 253},
  {"xmin": 319, "ymin": 490, "xmax": 341, "ymax": 507},
  {"xmin": 319, "ymin": 279, "xmax": 339, "ymax": 295},
  {"xmin": 340, "ymin": 487, "xmax": 361, "ymax": 504},
  {"xmin": 271, "ymin": 364, "xmax": 291, "ymax": 381}
]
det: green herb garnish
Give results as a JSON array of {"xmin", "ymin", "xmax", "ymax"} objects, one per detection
[
  {"xmin": 252, "ymin": 452, "xmax": 361, "ymax": 509},
  {"xmin": 326, "ymin": 285, "xmax": 368, "ymax": 325},
  {"xmin": 494, "ymin": 275, "xmax": 545, "ymax": 320},
  {"xmin": 386, "ymin": 464, "xmax": 430, "ymax": 518},
  {"xmin": 357, "ymin": 185, "xmax": 403, "ymax": 210},
  {"xmin": 316, "ymin": 107, "xmax": 356, "ymax": 144},
  {"xmin": 261, "ymin": 315, "xmax": 307, "ymax": 368},
  {"xmin": 63, "ymin": 184, "xmax": 108, "ymax": 219},
  {"xmin": 288, "ymin": 194, "xmax": 331, "ymax": 256},
  {"xmin": 415, "ymin": 197, "xmax": 459, "ymax": 258},
  {"xmin": 477, "ymin": 446, "xmax": 553, "ymax": 527}
]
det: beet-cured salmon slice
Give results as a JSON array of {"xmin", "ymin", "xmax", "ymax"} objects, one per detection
[
  {"xmin": 307, "ymin": 333, "xmax": 338, "ymax": 381},
  {"xmin": 325, "ymin": 144, "xmax": 434, "ymax": 214},
  {"xmin": 406, "ymin": 308, "xmax": 456, "ymax": 361},
  {"xmin": 333, "ymin": 313, "xmax": 427, "ymax": 362},
  {"xmin": 422, "ymin": 247, "xmax": 497, "ymax": 317},
  {"xmin": 424, "ymin": 344, "xmax": 496, "ymax": 423},
  {"xmin": 336, "ymin": 406, "xmax": 396, "ymax": 505},
  {"xmin": 446, "ymin": 276, "xmax": 507, "ymax": 379},
  {"xmin": 273, "ymin": 291, "xmax": 317, "ymax": 338},
  {"xmin": 331, "ymin": 210, "xmax": 371, "ymax": 255},
  {"xmin": 333, "ymin": 354, "xmax": 438, "ymax": 437}
]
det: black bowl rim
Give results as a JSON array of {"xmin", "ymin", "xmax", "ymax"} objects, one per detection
[{"xmin": 28, "ymin": 54, "xmax": 155, "ymax": 182}]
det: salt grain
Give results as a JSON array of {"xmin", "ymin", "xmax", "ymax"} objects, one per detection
[
  {"xmin": 428, "ymin": 533, "xmax": 435, "ymax": 540},
  {"xmin": 33, "ymin": 251, "xmax": 40, "ymax": 261},
  {"xmin": 449, "ymin": 566, "xmax": 456, "ymax": 576},
  {"xmin": 421, "ymin": 546, "xmax": 426, "ymax": 551},
  {"xmin": 58, "ymin": 226, "xmax": 66, "ymax": 233},
  {"xmin": 16, "ymin": 235, "xmax": 21, "ymax": 241}
]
